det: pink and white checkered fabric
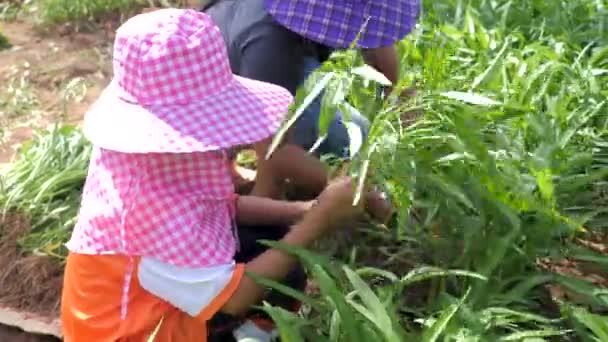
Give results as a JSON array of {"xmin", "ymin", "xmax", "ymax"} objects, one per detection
[
  {"xmin": 66, "ymin": 9, "xmax": 294, "ymax": 319},
  {"xmin": 83, "ymin": 8, "xmax": 293, "ymax": 154},
  {"xmin": 67, "ymin": 147, "xmax": 238, "ymax": 267}
]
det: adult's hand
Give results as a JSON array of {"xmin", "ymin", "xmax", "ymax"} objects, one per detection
[
  {"xmin": 361, "ymin": 45, "xmax": 399, "ymax": 96},
  {"xmin": 312, "ymin": 177, "xmax": 365, "ymax": 232}
]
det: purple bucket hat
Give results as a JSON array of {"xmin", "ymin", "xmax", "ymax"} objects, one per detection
[{"xmin": 264, "ymin": 0, "xmax": 421, "ymax": 49}]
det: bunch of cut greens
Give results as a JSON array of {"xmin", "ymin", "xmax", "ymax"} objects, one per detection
[
  {"xmin": 263, "ymin": 0, "xmax": 608, "ymax": 340},
  {"xmin": 0, "ymin": 124, "xmax": 91, "ymax": 259}
]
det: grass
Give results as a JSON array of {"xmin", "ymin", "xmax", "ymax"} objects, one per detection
[
  {"xmin": 263, "ymin": 0, "xmax": 608, "ymax": 340},
  {"xmin": 0, "ymin": 0, "xmax": 606, "ymax": 340},
  {"xmin": 0, "ymin": 28, "xmax": 10, "ymax": 50},
  {"xmin": 38, "ymin": 0, "xmax": 141, "ymax": 24},
  {"xmin": 0, "ymin": 63, "xmax": 40, "ymax": 145},
  {"xmin": 0, "ymin": 1, "xmax": 23, "ymax": 21},
  {"xmin": 0, "ymin": 125, "xmax": 91, "ymax": 259},
  {"xmin": 1, "ymin": 64, "xmax": 38, "ymax": 119},
  {"xmin": 0, "ymin": 0, "xmax": 194, "ymax": 25}
]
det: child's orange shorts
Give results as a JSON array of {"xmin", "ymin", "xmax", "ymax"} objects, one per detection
[{"xmin": 60, "ymin": 253, "xmax": 243, "ymax": 342}]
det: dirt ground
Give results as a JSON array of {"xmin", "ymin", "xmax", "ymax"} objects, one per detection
[
  {"xmin": 0, "ymin": 18, "xmax": 114, "ymax": 163},
  {"xmin": 0, "ymin": 2, "xmax": 205, "ymax": 163},
  {"xmin": 0, "ymin": 14, "xmax": 119, "ymax": 340}
]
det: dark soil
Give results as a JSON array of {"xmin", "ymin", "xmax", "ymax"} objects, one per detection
[
  {"xmin": 0, "ymin": 324, "xmax": 60, "ymax": 342},
  {"xmin": 0, "ymin": 213, "xmax": 64, "ymax": 317}
]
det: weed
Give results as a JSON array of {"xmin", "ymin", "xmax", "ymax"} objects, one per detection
[
  {"xmin": 59, "ymin": 77, "xmax": 88, "ymax": 120},
  {"xmin": 36, "ymin": 0, "xmax": 196, "ymax": 25},
  {"xmin": 0, "ymin": 2, "xmax": 21, "ymax": 21},
  {"xmin": 0, "ymin": 0, "xmax": 606, "ymax": 340},
  {"xmin": 0, "ymin": 0, "xmax": 38, "ymax": 21},
  {"xmin": 0, "ymin": 29, "xmax": 10, "ymax": 50},
  {"xmin": 262, "ymin": 0, "xmax": 608, "ymax": 340},
  {"xmin": 37, "ymin": 0, "xmax": 139, "ymax": 24},
  {"xmin": 0, "ymin": 63, "xmax": 40, "ymax": 144},
  {"xmin": 0, "ymin": 64, "xmax": 38, "ymax": 119}
]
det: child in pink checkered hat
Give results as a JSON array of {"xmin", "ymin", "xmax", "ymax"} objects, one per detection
[{"xmin": 60, "ymin": 8, "xmax": 369, "ymax": 342}]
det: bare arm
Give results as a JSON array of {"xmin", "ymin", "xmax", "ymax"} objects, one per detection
[
  {"xmin": 221, "ymin": 205, "xmax": 326, "ymax": 315},
  {"xmin": 269, "ymin": 144, "xmax": 328, "ymax": 195},
  {"xmin": 221, "ymin": 177, "xmax": 362, "ymax": 316},
  {"xmin": 251, "ymin": 140, "xmax": 328, "ymax": 199},
  {"xmin": 235, "ymin": 195, "xmax": 314, "ymax": 226}
]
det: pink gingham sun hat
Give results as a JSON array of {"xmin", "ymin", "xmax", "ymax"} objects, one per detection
[{"xmin": 84, "ymin": 9, "xmax": 293, "ymax": 154}]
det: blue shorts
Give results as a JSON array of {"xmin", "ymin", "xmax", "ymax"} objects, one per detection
[{"xmin": 289, "ymin": 57, "xmax": 370, "ymax": 159}]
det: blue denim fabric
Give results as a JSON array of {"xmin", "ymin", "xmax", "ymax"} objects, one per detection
[{"xmin": 290, "ymin": 57, "xmax": 369, "ymax": 158}]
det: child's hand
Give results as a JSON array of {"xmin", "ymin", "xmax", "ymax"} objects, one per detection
[{"xmin": 313, "ymin": 177, "xmax": 365, "ymax": 231}]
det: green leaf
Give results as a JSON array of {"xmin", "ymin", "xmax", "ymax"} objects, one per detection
[
  {"xmin": 498, "ymin": 275, "xmax": 553, "ymax": 305},
  {"xmin": 259, "ymin": 302, "xmax": 306, "ymax": 342},
  {"xmin": 318, "ymin": 76, "xmax": 349, "ymax": 138},
  {"xmin": 566, "ymin": 245, "xmax": 608, "ymax": 268},
  {"xmin": 246, "ymin": 271, "xmax": 323, "ymax": 311},
  {"xmin": 0, "ymin": 30, "xmax": 11, "ymax": 50},
  {"xmin": 482, "ymin": 307, "xmax": 559, "ymax": 325},
  {"xmin": 257, "ymin": 240, "xmax": 336, "ymax": 271},
  {"xmin": 554, "ymin": 275, "xmax": 608, "ymax": 309},
  {"xmin": 422, "ymin": 173, "xmax": 476, "ymax": 211},
  {"xmin": 343, "ymin": 266, "xmax": 402, "ymax": 342},
  {"xmin": 440, "ymin": 91, "xmax": 501, "ymax": 106},
  {"xmin": 351, "ymin": 65, "xmax": 392, "ymax": 86},
  {"xmin": 471, "ymin": 38, "xmax": 510, "ymax": 89},
  {"xmin": 266, "ymin": 72, "xmax": 335, "ymax": 159},
  {"xmin": 499, "ymin": 329, "xmax": 567, "ymax": 341},
  {"xmin": 567, "ymin": 306, "xmax": 608, "ymax": 342},
  {"xmin": 400, "ymin": 267, "xmax": 486, "ymax": 288},
  {"xmin": 355, "ymin": 267, "xmax": 399, "ymax": 282},
  {"xmin": 532, "ymin": 168, "xmax": 555, "ymax": 206},
  {"xmin": 311, "ymin": 265, "xmax": 364, "ymax": 342},
  {"xmin": 422, "ymin": 288, "xmax": 470, "ymax": 342}
]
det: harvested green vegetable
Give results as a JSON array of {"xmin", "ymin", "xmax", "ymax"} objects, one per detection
[{"xmin": 0, "ymin": 124, "xmax": 91, "ymax": 259}]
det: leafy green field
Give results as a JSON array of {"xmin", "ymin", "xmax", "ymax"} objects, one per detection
[
  {"xmin": 0, "ymin": 0, "xmax": 191, "ymax": 24},
  {"xmin": 267, "ymin": 0, "xmax": 608, "ymax": 340},
  {"xmin": 0, "ymin": 0, "xmax": 607, "ymax": 340},
  {"xmin": 0, "ymin": 29, "xmax": 9, "ymax": 50}
]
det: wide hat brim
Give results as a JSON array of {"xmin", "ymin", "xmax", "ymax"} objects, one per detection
[
  {"xmin": 265, "ymin": 0, "xmax": 420, "ymax": 49},
  {"xmin": 84, "ymin": 75, "xmax": 293, "ymax": 154}
]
